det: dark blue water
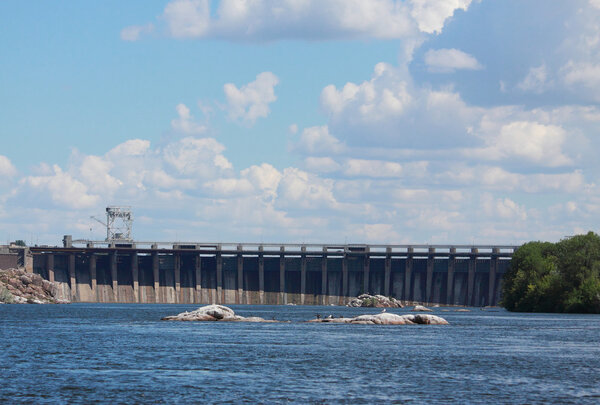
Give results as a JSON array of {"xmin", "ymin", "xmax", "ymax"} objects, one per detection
[{"xmin": 1, "ymin": 304, "xmax": 599, "ymax": 404}]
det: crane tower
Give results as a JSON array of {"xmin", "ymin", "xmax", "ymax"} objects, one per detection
[{"xmin": 91, "ymin": 206, "xmax": 134, "ymax": 242}]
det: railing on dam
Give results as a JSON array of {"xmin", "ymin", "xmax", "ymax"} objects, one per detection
[{"xmin": 29, "ymin": 237, "xmax": 517, "ymax": 307}]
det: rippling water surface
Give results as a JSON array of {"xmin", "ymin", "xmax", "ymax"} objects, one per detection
[{"xmin": 1, "ymin": 304, "xmax": 599, "ymax": 404}]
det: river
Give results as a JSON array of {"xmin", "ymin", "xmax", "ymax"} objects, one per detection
[{"xmin": 1, "ymin": 304, "xmax": 599, "ymax": 403}]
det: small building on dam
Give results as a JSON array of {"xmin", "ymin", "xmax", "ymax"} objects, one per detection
[{"xmin": 27, "ymin": 236, "xmax": 517, "ymax": 307}]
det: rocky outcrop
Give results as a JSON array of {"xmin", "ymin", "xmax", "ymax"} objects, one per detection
[
  {"xmin": 161, "ymin": 304, "xmax": 278, "ymax": 322},
  {"xmin": 411, "ymin": 305, "xmax": 433, "ymax": 312},
  {"xmin": 347, "ymin": 294, "xmax": 404, "ymax": 308},
  {"xmin": 0, "ymin": 268, "xmax": 67, "ymax": 304},
  {"xmin": 309, "ymin": 312, "xmax": 449, "ymax": 325}
]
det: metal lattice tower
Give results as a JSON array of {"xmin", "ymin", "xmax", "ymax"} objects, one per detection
[{"xmin": 105, "ymin": 206, "xmax": 133, "ymax": 242}]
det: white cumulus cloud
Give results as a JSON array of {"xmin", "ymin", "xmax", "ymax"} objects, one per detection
[
  {"xmin": 21, "ymin": 165, "xmax": 99, "ymax": 209},
  {"xmin": 295, "ymin": 126, "xmax": 346, "ymax": 156},
  {"xmin": 277, "ymin": 168, "xmax": 337, "ymax": 209},
  {"xmin": 469, "ymin": 121, "xmax": 572, "ymax": 167},
  {"xmin": 482, "ymin": 195, "xmax": 527, "ymax": 221},
  {"xmin": 320, "ymin": 62, "xmax": 481, "ymax": 149},
  {"xmin": 409, "ymin": 0, "xmax": 473, "ymax": 34},
  {"xmin": 171, "ymin": 103, "xmax": 207, "ymax": 134},
  {"xmin": 424, "ymin": 48, "xmax": 483, "ymax": 73},
  {"xmin": 224, "ymin": 72, "xmax": 279, "ymax": 125},
  {"xmin": 163, "ymin": 137, "xmax": 233, "ymax": 177},
  {"xmin": 0, "ymin": 156, "xmax": 17, "ymax": 178},
  {"xmin": 123, "ymin": 0, "xmax": 475, "ymax": 41}
]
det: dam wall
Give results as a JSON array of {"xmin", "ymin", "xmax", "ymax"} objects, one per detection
[{"xmin": 30, "ymin": 239, "xmax": 515, "ymax": 306}]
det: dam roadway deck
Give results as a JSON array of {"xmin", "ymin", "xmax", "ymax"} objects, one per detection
[{"xmin": 30, "ymin": 238, "xmax": 517, "ymax": 306}]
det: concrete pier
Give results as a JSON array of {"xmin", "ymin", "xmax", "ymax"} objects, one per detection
[{"xmin": 32, "ymin": 239, "xmax": 516, "ymax": 306}]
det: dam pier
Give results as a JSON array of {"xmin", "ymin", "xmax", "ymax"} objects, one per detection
[{"xmin": 29, "ymin": 236, "xmax": 516, "ymax": 306}]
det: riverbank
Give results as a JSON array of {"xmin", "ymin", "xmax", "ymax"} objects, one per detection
[{"xmin": 0, "ymin": 268, "xmax": 67, "ymax": 304}]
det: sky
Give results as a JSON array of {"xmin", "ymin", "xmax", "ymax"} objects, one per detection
[{"xmin": 1, "ymin": 0, "xmax": 600, "ymax": 246}]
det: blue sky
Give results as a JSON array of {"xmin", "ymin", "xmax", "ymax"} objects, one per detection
[{"xmin": 1, "ymin": 0, "xmax": 599, "ymax": 246}]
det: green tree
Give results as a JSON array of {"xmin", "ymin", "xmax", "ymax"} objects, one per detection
[{"xmin": 502, "ymin": 232, "xmax": 600, "ymax": 313}]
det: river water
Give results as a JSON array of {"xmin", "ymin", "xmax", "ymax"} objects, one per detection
[{"xmin": 1, "ymin": 304, "xmax": 599, "ymax": 404}]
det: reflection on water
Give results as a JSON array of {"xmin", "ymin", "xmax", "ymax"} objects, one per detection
[{"xmin": 1, "ymin": 304, "xmax": 599, "ymax": 403}]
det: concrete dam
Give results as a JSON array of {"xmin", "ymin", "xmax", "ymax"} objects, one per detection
[{"xmin": 29, "ymin": 236, "xmax": 516, "ymax": 306}]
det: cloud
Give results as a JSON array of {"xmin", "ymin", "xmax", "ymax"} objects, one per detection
[
  {"xmin": 508, "ymin": 2, "xmax": 600, "ymax": 101},
  {"xmin": 20, "ymin": 165, "xmax": 99, "ymax": 209},
  {"xmin": 424, "ymin": 48, "xmax": 483, "ymax": 73},
  {"xmin": 562, "ymin": 62, "xmax": 600, "ymax": 90},
  {"xmin": 120, "ymin": 23, "xmax": 154, "ymax": 41},
  {"xmin": 304, "ymin": 157, "xmax": 341, "ymax": 173},
  {"xmin": 241, "ymin": 163, "xmax": 282, "ymax": 198},
  {"xmin": 357, "ymin": 223, "xmax": 401, "ymax": 243},
  {"xmin": 163, "ymin": 0, "xmax": 211, "ymax": 38},
  {"xmin": 321, "ymin": 63, "xmax": 413, "ymax": 119},
  {"xmin": 224, "ymin": 72, "xmax": 279, "ymax": 125},
  {"xmin": 162, "ymin": 137, "xmax": 233, "ymax": 177},
  {"xmin": 438, "ymin": 165, "xmax": 586, "ymax": 193},
  {"xmin": 106, "ymin": 139, "xmax": 150, "ymax": 158},
  {"xmin": 171, "ymin": 103, "xmax": 207, "ymax": 134},
  {"xmin": 206, "ymin": 162, "xmax": 283, "ymax": 200},
  {"xmin": 517, "ymin": 64, "xmax": 551, "ymax": 93},
  {"xmin": 294, "ymin": 125, "xmax": 346, "ymax": 155},
  {"xmin": 277, "ymin": 168, "xmax": 337, "ymax": 209},
  {"xmin": 203, "ymin": 177, "xmax": 254, "ymax": 196},
  {"xmin": 76, "ymin": 155, "xmax": 122, "ymax": 195},
  {"xmin": 409, "ymin": 0, "xmax": 473, "ymax": 34},
  {"xmin": 320, "ymin": 63, "xmax": 481, "ymax": 149},
  {"xmin": 343, "ymin": 159, "xmax": 403, "ymax": 178},
  {"xmin": 482, "ymin": 195, "xmax": 527, "ymax": 221},
  {"xmin": 469, "ymin": 121, "xmax": 572, "ymax": 167},
  {"xmin": 123, "ymin": 0, "xmax": 475, "ymax": 41},
  {"xmin": 0, "ymin": 156, "xmax": 17, "ymax": 178}
]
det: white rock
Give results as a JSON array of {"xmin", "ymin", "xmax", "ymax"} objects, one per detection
[
  {"xmin": 193, "ymin": 304, "xmax": 236, "ymax": 320},
  {"xmin": 162, "ymin": 305, "xmax": 276, "ymax": 322},
  {"xmin": 411, "ymin": 314, "xmax": 449, "ymax": 325},
  {"xmin": 310, "ymin": 312, "xmax": 448, "ymax": 325}
]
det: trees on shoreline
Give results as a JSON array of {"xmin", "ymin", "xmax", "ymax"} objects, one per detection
[{"xmin": 502, "ymin": 232, "xmax": 600, "ymax": 313}]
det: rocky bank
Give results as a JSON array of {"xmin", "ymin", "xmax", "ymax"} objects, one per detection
[{"xmin": 0, "ymin": 268, "xmax": 67, "ymax": 304}]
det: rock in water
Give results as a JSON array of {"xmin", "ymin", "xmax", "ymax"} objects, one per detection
[
  {"xmin": 308, "ymin": 312, "xmax": 449, "ymax": 325},
  {"xmin": 161, "ymin": 304, "xmax": 277, "ymax": 322},
  {"xmin": 199, "ymin": 304, "xmax": 236, "ymax": 319},
  {"xmin": 411, "ymin": 314, "xmax": 449, "ymax": 325},
  {"xmin": 411, "ymin": 305, "xmax": 433, "ymax": 312},
  {"xmin": 347, "ymin": 294, "xmax": 404, "ymax": 308}
]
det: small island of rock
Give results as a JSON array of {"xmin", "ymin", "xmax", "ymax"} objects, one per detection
[
  {"xmin": 411, "ymin": 305, "xmax": 433, "ymax": 312},
  {"xmin": 347, "ymin": 294, "xmax": 404, "ymax": 308},
  {"xmin": 161, "ymin": 304, "xmax": 279, "ymax": 322},
  {"xmin": 309, "ymin": 312, "xmax": 449, "ymax": 325}
]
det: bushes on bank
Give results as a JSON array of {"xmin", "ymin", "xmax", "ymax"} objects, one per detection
[{"xmin": 502, "ymin": 232, "xmax": 600, "ymax": 313}]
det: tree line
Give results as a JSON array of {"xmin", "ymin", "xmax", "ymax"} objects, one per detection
[{"xmin": 502, "ymin": 232, "xmax": 600, "ymax": 313}]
